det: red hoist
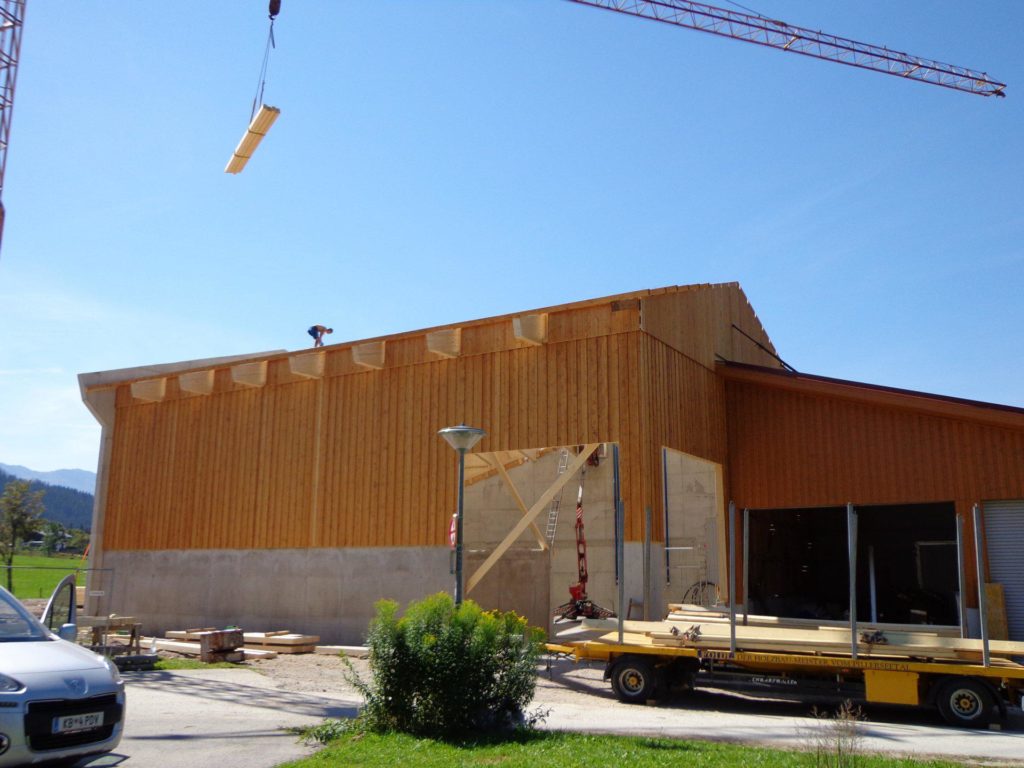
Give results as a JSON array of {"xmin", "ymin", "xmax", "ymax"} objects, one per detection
[{"xmin": 554, "ymin": 448, "xmax": 615, "ymax": 622}]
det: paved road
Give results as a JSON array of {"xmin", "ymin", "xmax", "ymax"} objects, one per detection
[
  {"xmin": 73, "ymin": 661, "xmax": 1024, "ymax": 767},
  {"xmin": 78, "ymin": 669, "xmax": 358, "ymax": 768},
  {"xmin": 536, "ymin": 659, "xmax": 1024, "ymax": 765}
]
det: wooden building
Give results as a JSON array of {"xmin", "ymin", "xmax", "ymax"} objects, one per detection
[{"xmin": 79, "ymin": 283, "xmax": 1024, "ymax": 643}]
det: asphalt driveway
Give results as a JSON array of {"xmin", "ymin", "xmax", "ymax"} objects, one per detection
[
  {"xmin": 77, "ymin": 668, "xmax": 357, "ymax": 768},
  {"xmin": 70, "ymin": 659, "xmax": 1024, "ymax": 767}
]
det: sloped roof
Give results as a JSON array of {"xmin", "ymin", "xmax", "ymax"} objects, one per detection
[{"xmin": 717, "ymin": 361, "xmax": 1024, "ymax": 430}]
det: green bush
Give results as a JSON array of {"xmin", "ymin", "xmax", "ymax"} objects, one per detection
[{"xmin": 349, "ymin": 593, "xmax": 546, "ymax": 737}]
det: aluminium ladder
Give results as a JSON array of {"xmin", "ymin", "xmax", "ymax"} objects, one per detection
[{"xmin": 545, "ymin": 448, "xmax": 571, "ymax": 547}]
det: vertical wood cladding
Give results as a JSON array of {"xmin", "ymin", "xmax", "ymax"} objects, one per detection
[
  {"xmin": 97, "ymin": 285, "xmax": 777, "ymax": 551},
  {"xmin": 725, "ymin": 381, "xmax": 1024, "ymax": 508},
  {"xmin": 104, "ymin": 333, "xmax": 653, "ymax": 550}
]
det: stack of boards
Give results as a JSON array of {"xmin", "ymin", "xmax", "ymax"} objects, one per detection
[
  {"xmin": 572, "ymin": 603, "xmax": 1024, "ymax": 666},
  {"xmin": 151, "ymin": 628, "xmax": 321, "ymax": 660}
]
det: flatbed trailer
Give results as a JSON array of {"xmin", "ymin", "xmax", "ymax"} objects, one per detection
[{"xmin": 548, "ymin": 631, "xmax": 1024, "ymax": 728}]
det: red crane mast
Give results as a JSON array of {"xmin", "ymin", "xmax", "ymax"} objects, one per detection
[{"xmin": 568, "ymin": 0, "xmax": 1006, "ymax": 98}]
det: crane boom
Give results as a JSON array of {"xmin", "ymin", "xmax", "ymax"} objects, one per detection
[
  {"xmin": 568, "ymin": 0, "xmax": 1006, "ymax": 98},
  {"xmin": 0, "ymin": 0, "xmax": 26, "ymax": 255}
]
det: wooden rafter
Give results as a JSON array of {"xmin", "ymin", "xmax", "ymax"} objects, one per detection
[
  {"xmin": 482, "ymin": 454, "xmax": 548, "ymax": 551},
  {"xmin": 463, "ymin": 448, "xmax": 551, "ymax": 488},
  {"xmin": 467, "ymin": 444, "xmax": 599, "ymax": 594}
]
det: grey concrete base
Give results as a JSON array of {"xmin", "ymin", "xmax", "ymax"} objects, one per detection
[{"xmin": 100, "ymin": 548, "xmax": 452, "ymax": 644}]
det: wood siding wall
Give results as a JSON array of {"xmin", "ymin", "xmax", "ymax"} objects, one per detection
[
  {"xmin": 725, "ymin": 381, "xmax": 1024, "ymax": 509},
  {"xmin": 104, "ymin": 333, "xmax": 651, "ymax": 550},
  {"xmin": 94, "ymin": 284, "xmax": 780, "ymax": 552}
]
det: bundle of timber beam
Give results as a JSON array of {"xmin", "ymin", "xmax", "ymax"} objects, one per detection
[
  {"xmin": 665, "ymin": 604, "xmax": 962, "ymax": 637},
  {"xmin": 576, "ymin": 613, "xmax": 1024, "ymax": 663},
  {"xmin": 149, "ymin": 629, "xmax": 278, "ymax": 661},
  {"xmin": 243, "ymin": 631, "xmax": 320, "ymax": 654}
]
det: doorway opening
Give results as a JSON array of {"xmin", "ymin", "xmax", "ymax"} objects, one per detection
[{"xmin": 746, "ymin": 502, "xmax": 958, "ymax": 625}]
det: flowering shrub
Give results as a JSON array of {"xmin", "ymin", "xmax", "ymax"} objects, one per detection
[{"xmin": 350, "ymin": 593, "xmax": 546, "ymax": 737}]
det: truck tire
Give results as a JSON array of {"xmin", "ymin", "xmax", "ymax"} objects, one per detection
[
  {"xmin": 610, "ymin": 656, "xmax": 657, "ymax": 703},
  {"xmin": 935, "ymin": 678, "xmax": 996, "ymax": 728}
]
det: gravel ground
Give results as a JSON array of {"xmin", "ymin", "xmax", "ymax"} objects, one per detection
[
  {"xmin": 247, "ymin": 653, "xmax": 369, "ymax": 697},
  {"xmin": 244, "ymin": 651, "xmax": 607, "ymax": 709}
]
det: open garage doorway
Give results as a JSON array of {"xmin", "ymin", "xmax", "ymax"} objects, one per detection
[
  {"xmin": 746, "ymin": 502, "xmax": 959, "ymax": 626},
  {"xmin": 661, "ymin": 448, "xmax": 725, "ymax": 609},
  {"xmin": 459, "ymin": 443, "xmax": 618, "ymax": 637}
]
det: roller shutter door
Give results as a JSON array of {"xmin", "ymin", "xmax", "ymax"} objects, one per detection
[{"xmin": 985, "ymin": 500, "xmax": 1024, "ymax": 642}]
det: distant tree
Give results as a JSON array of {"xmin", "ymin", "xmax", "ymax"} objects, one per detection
[
  {"xmin": 42, "ymin": 520, "xmax": 67, "ymax": 556},
  {"xmin": 0, "ymin": 480, "xmax": 46, "ymax": 591},
  {"xmin": 67, "ymin": 528, "xmax": 91, "ymax": 554}
]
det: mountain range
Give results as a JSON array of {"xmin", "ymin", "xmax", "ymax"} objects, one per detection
[
  {"xmin": 0, "ymin": 463, "xmax": 96, "ymax": 495},
  {"xmin": 0, "ymin": 464, "xmax": 95, "ymax": 531}
]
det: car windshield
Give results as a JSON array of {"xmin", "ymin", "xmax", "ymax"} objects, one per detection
[{"xmin": 0, "ymin": 588, "xmax": 48, "ymax": 642}]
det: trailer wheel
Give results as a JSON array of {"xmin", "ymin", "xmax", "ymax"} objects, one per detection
[
  {"xmin": 610, "ymin": 657, "xmax": 657, "ymax": 703},
  {"xmin": 935, "ymin": 678, "xmax": 995, "ymax": 728}
]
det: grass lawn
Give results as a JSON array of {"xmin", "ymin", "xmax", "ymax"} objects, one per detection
[
  {"xmin": 3, "ymin": 553, "xmax": 84, "ymax": 599},
  {"xmin": 278, "ymin": 730, "xmax": 963, "ymax": 768},
  {"xmin": 154, "ymin": 659, "xmax": 246, "ymax": 671}
]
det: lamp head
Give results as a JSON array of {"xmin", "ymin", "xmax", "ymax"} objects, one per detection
[{"xmin": 438, "ymin": 425, "xmax": 486, "ymax": 453}]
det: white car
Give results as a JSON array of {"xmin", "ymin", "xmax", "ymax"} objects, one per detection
[{"xmin": 0, "ymin": 576, "xmax": 125, "ymax": 766}]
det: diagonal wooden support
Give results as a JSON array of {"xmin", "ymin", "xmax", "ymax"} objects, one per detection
[
  {"xmin": 467, "ymin": 444, "xmax": 600, "ymax": 594},
  {"xmin": 482, "ymin": 454, "xmax": 548, "ymax": 551}
]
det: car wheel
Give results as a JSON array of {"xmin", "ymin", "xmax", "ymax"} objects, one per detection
[
  {"xmin": 935, "ymin": 678, "xmax": 995, "ymax": 728},
  {"xmin": 610, "ymin": 656, "xmax": 657, "ymax": 703}
]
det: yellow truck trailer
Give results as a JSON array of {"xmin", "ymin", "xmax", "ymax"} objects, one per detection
[{"xmin": 548, "ymin": 630, "xmax": 1024, "ymax": 728}]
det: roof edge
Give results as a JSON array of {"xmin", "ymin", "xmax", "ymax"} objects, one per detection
[{"xmin": 717, "ymin": 361, "xmax": 1024, "ymax": 429}]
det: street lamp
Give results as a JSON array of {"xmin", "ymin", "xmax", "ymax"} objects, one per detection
[{"xmin": 438, "ymin": 424, "xmax": 486, "ymax": 605}]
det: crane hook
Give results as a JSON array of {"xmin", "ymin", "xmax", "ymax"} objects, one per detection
[{"xmin": 269, "ymin": 0, "xmax": 281, "ymax": 21}]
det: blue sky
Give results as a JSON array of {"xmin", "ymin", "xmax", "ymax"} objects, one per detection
[{"xmin": 1, "ymin": 0, "xmax": 1021, "ymax": 472}]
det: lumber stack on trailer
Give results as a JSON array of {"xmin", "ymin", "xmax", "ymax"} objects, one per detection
[
  {"xmin": 577, "ymin": 613, "xmax": 1024, "ymax": 663},
  {"xmin": 665, "ymin": 604, "xmax": 962, "ymax": 637}
]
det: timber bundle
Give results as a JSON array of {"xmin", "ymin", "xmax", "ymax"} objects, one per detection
[{"xmin": 576, "ymin": 604, "xmax": 1024, "ymax": 665}]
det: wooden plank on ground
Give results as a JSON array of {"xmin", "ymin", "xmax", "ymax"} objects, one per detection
[
  {"xmin": 244, "ymin": 643, "xmax": 316, "ymax": 654},
  {"xmin": 143, "ymin": 637, "xmax": 277, "ymax": 659},
  {"xmin": 243, "ymin": 632, "xmax": 319, "ymax": 646}
]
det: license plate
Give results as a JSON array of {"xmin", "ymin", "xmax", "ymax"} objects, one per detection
[{"xmin": 52, "ymin": 711, "xmax": 104, "ymax": 734}]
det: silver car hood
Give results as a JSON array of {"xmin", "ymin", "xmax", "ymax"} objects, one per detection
[{"xmin": 0, "ymin": 637, "xmax": 108, "ymax": 675}]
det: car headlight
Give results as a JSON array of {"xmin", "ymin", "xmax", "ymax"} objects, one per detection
[
  {"xmin": 99, "ymin": 655, "xmax": 122, "ymax": 684},
  {"xmin": 0, "ymin": 673, "xmax": 24, "ymax": 693}
]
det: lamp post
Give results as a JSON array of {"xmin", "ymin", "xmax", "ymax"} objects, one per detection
[{"xmin": 438, "ymin": 425, "xmax": 486, "ymax": 605}]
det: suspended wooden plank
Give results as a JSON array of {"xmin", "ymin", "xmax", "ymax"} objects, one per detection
[{"xmin": 225, "ymin": 104, "xmax": 280, "ymax": 174}]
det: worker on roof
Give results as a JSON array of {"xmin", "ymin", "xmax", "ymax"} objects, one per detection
[{"xmin": 308, "ymin": 325, "xmax": 333, "ymax": 348}]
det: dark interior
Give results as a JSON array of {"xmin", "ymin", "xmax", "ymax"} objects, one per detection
[{"xmin": 746, "ymin": 502, "xmax": 958, "ymax": 625}]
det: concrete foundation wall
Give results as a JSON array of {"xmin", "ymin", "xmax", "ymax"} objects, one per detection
[{"xmin": 101, "ymin": 547, "xmax": 451, "ymax": 645}]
